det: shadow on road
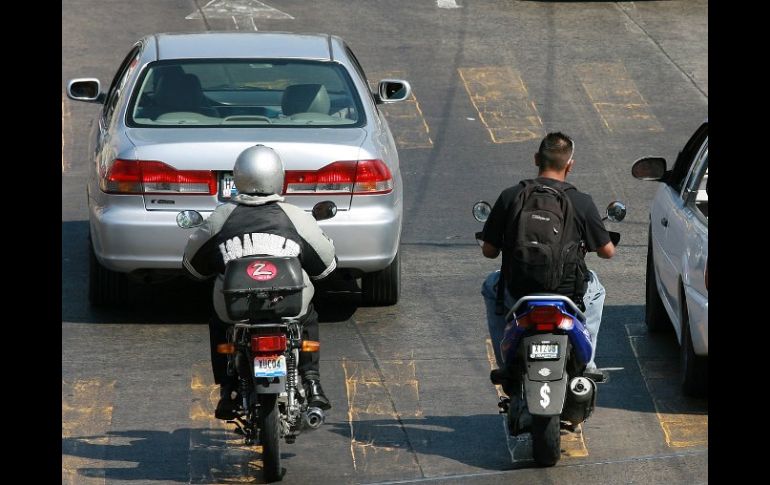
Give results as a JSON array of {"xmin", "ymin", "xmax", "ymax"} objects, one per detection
[{"xmin": 62, "ymin": 428, "xmax": 295, "ymax": 484}]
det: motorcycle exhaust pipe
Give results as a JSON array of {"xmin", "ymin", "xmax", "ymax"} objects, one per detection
[
  {"xmin": 303, "ymin": 407, "xmax": 325, "ymax": 430},
  {"xmin": 569, "ymin": 377, "xmax": 595, "ymax": 403}
]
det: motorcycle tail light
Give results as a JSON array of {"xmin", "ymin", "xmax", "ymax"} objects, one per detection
[
  {"xmin": 518, "ymin": 306, "xmax": 570, "ymax": 331},
  {"xmin": 251, "ymin": 335, "xmax": 287, "ymax": 352}
]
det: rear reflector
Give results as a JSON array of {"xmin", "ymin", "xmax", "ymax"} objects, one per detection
[
  {"xmin": 284, "ymin": 159, "xmax": 393, "ymax": 195},
  {"xmin": 101, "ymin": 159, "xmax": 216, "ymax": 195},
  {"xmin": 251, "ymin": 335, "xmax": 287, "ymax": 353}
]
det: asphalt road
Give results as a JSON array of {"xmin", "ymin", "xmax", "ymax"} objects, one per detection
[{"xmin": 62, "ymin": 1, "xmax": 708, "ymax": 484}]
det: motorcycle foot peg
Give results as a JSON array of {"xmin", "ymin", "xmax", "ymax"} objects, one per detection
[{"xmin": 303, "ymin": 407, "xmax": 326, "ymax": 429}]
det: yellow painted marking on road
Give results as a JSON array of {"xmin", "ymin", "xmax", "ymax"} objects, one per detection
[
  {"xmin": 62, "ymin": 379, "xmax": 116, "ymax": 485},
  {"xmin": 485, "ymin": 339, "xmax": 588, "ymax": 458},
  {"xmin": 368, "ymin": 70, "xmax": 433, "ymax": 149},
  {"xmin": 575, "ymin": 62, "xmax": 663, "ymax": 133},
  {"xmin": 458, "ymin": 67, "xmax": 544, "ymax": 143},
  {"xmin": 342, "ymin": 358, "xmax": 422, "ymax": 478},
  {"xmin": 62, "ymin": 95, "xmax": 70, "ymax": 173},
  {"xmin": 189, "ymin": 362, "xmax": 259, "ymax": 484},
  {"xmin": 626, "ymin": 324, "xmax": 708, "ymax": 448}
]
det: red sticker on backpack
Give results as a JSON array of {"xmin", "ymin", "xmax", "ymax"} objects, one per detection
[{"xmin": 246, "ymin": 261, "xmax": 278, "ymax": 281}]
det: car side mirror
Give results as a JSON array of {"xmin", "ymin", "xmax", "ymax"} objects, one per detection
[
  {"xmin": 312, "ymin": 201, "xmax": 337, "ymax": 221},
  {"xmin": 377, "ymin": 80, "xmax": 412, "ymax": 104},
  {"xmin": 67, "ymin": 78, "xmax": 105, "ymax": 103},
  {"xmin": 631, "ymin": 157, "xmax": 667, "ymax": 181}
]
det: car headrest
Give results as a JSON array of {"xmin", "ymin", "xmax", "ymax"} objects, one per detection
[
  {"xmin": 155, "ymin": 72, "xmax": 205, "ymax": 109},
  {"xmin": 281, "ymin": 84, "xmax": 331, "ymax": 116}
]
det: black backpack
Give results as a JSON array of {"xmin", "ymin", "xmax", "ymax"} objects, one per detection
[{"xmin": 501, "ymin": 179, "xmax": 585, "ymax": 300}]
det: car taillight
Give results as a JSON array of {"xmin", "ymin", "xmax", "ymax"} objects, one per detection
[
  {"xmin": 251, "ymin": 335, "xmax": 287, "ymax": 353},
  {"xmin": 100, "ymin": 159, "xmax": 216, "ymax": 195},
  {"xmin": 517, "ymin": 306, "xmax": 573, "ymax": 331},
  {"xmin": 284, "ymin": 159, "xmax": 393, "ymax": 195}
]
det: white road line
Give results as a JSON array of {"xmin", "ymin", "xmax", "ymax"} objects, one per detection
[
  {"xmin": 186, "ymin": 0, "xmax": 293, "ymax": 20},
  {"xmin": 437, "ymin": 0, "xmax": 461, "ymax": 8}
]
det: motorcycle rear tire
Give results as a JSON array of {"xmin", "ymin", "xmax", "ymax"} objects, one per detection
[
  {"xmin": 532, "ymin": 415, "xmax": 560, "ymax": 467},
  {"xmin": 258, "ymin": 394, "xmax": 283, "ymax": 482}
]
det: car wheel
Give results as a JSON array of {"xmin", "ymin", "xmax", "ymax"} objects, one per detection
[
  {"xmin": 88, "ymin": 237, "xmax": 128, "ymax": 306},
  {"xmin": 361, "ymin": 251, "xmax": 400, "ymax": 306},
  {"xmin": 681, "ymin": 298, "xmax": 708, "ymax": 397},
  {"xmin": 645, "ymin": 226, "xmax": 671, "ymax": 332}
]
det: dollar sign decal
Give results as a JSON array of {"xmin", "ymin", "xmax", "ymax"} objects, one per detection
[{"xmin": 540, "ymin": 383, "xmax": 551, "ymax": 409}]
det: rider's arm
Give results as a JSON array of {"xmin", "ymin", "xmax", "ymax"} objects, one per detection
[
  {"xmin": 596, "ymin": 240, "xmax": 615, "ymax": 259},
  {"xmin": 480, "ymin": 191, "xmax": 509, "ymax": 259},
  {"xmin": 279, "ymin": 203, "xmax": 337, "ymax": 281},
  {"xmin": 582, "ymin": 196, "xmax": 614, "ymax": 259},
  {"xmin": 482, "ymin": 242, "xmax": 500, "ymax": 259},
  {"xmin": 182, "ymin": 203, "xmax": 236, "ymax": 280}
]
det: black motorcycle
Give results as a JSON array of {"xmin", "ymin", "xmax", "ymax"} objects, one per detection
[{"xmin": 177, "ymin": 201, "xmax": 337, "ymax": 482}]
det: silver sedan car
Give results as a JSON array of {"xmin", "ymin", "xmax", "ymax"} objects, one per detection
[{"xmin": 66, "ymin": 32, "xmax": 411, "ymax": 306}]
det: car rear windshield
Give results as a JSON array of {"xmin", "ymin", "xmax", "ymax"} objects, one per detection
[{"xmin": 127, "ymin": 59, "xmax": 365, "ymax": 128}]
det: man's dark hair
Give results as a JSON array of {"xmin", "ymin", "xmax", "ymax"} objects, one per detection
[{"xmin": 536, "ymin": 132, "xmax": 574, "ymax": 171}]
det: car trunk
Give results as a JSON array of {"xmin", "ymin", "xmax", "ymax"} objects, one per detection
[{"xmin": 126, "ymin": 127, "xmax": 367, "ymax": 211}]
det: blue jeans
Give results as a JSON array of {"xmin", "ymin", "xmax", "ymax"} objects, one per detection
[{"xmin": 482, "ymin": 270, "xmax": 606, "ymax": 370}]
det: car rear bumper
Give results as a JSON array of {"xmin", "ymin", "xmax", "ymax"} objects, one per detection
[{"xmin": 90, "ymin": 194, "xmax": 401, "ymax": 274}]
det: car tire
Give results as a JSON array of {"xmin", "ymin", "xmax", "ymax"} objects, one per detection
[
  {"xmin": 681, "ymin": 298, "xmax": 708, "ymax": 397},
  {"xmin": 361, "ymin": 251, "xmax": 400, "ymax": 306},
  {"xmin": 88, "ymin": 237, "xmax": 128, "ymax": 306},
  {"xmin": 645, "ymin": 227, "xmax": 671, "ymax": 333}
]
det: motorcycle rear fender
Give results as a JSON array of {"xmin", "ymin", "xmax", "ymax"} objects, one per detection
[
  {"xmin": 521, "ymin": 334, "xmax": 569, "ymax": 381},
  {"xmin": 524, "ymin": 373, "xmax": 568, "ymax": 416},
  {"xmin": 254, "ymin": 375, "xmax": 286, "ymax": 394}
]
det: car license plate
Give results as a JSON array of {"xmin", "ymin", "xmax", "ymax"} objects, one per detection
[
  {"xmin": 529, "ymin": 343, "xmax": 559, "ymax": 360},
  {"xmin": 220, "ymin": 172, "xmax": 237, "ymax": 199},
  {"xmin": 254, "ymin": 355, "xmax": 286, "ymax": 378}
]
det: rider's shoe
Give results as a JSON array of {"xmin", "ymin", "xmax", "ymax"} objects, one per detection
[
  {"xmin": 304, "ymin": 378, "xmax": 331, "ymax": 410},
  {"xmin": 583, "ymin": 365, "xmax": 607, "ymax": 383}
]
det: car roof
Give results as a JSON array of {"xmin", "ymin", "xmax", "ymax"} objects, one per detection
[{"xmin": 152, "ymin": 32, "xmax": 333, "ymax": 61}]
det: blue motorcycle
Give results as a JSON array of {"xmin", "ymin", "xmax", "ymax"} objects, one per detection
[{"xmin": 473, "ymin": 200, "xmax": 625, "ymax": 466}]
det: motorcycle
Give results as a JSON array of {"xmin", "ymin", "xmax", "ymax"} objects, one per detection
[
  {"xmin": 177, "ymin": 200, "xmax": 339, "ymax": 482},
  {"xmin": 472, "ymin": 199, "xmax": 625, "ymax": 466}
]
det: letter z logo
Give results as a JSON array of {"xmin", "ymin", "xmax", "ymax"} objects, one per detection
[{"xmin": 246, "ymin": 261, "xmax": 278, "ymax": 281}]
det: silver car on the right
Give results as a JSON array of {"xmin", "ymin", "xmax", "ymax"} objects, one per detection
[{"xmin": 632, "ymin": 120, "xmax": 708, "ymax": 397}]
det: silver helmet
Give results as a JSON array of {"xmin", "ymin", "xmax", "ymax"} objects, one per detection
[{"xmin": 233, "ymin": 145, "xmax": 285, "ymax": 195}]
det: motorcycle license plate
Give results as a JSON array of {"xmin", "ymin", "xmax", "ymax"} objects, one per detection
[
  {"xmin": 254, "ymin": 355, "xmax": 286, "ymax": 378},
  {"xmin": 529, "ymin": 343, "xmax": 559, "ymax": 360}
]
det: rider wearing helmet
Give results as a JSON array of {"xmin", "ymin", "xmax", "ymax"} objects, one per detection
[{"xmin": 183, "ymin": 145, "xmax": 337, "ymax": 419}]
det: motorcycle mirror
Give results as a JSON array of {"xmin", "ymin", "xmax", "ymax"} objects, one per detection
[
  {"xmin": 176, "ymin": 210, "xmax": 204, "ymax": 228},
  {"xmin": 312, "ymin": 201, "xmax": 337, "ymax": 221},
  {"xmin": 473, "ymin": 201, "xmax": 492, "ymax": 223},
  {"xmin": 605, "ymin": 201, "xmax": 627, "ymax": 222}
]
